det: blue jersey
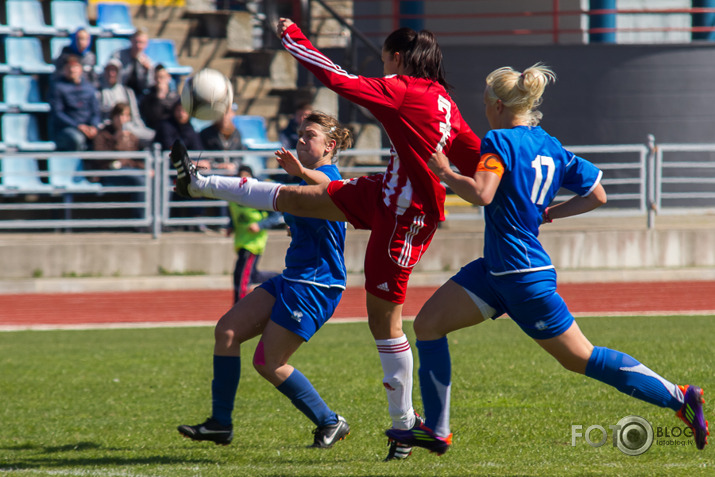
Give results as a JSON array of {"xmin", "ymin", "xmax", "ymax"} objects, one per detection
[
  {"xmin": 481, "ymin": 126, "xmax": 602, "ymax": 275},
  {"xmin": 282, "ymin": 164, "xmax": 347, "ymax": 289}
]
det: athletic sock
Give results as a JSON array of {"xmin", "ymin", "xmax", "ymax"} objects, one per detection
[
  {"xmin": 585, "ymin": 346, "xmax": 685, "ymax": 411},
  {"xmin": 276, "ymin": 369, "xmax": 337, "ymax": 427},
  {"xmin": 376, "ymin": 334, "xmax": 415, "ymax": 430},
  {"xmin": 416, "ymin": 337, "xmax": 452, "ymax": 437},
  {"xmin": 194, "ymin": 175, "xmax": 281, "ymax": 211},
  {"xmin": 211, "ymin": 355, "xmax": 241, "ymax": 427}
]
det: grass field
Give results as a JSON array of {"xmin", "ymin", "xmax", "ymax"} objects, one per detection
[{"xmin": 1, "ymin": 316, "xmax": 712, "ymax": 476}]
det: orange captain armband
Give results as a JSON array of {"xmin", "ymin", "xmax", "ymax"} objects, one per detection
[{"xmin": 476, "ymin": 153, "xmax": 505, "ymax": 178}]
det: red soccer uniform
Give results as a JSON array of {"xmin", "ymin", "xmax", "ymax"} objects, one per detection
[{"xmin": 281, "ymin": 24, "xmax": 481, "ymax": 303}]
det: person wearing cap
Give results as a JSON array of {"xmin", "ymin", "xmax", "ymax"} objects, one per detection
[
  {"xmin": 49, "ymin": 54, "xmax": 102, "ymax": 152},
  {"xmin": 98, "ymin": 58, "xmax": 155, "ymax": 148},
  {"xmin": 53, "ymin": 27, "xmax": 98, "ymax": 87}
]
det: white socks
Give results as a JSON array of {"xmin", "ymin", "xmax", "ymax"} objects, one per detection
[
  {"xmin": 191, "ymin": 174, "xmax": 282, "ymax": 211},
  {"xmin": 376, "ymin": 334, "xmax": 415, "ymax": 430}
]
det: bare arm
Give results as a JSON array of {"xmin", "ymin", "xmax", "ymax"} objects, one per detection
[
  {"xmin": 274, "ymin": 148, "xmax": 330, "ymax": 185},
  {"xmin": 545, "ymin": 183, "xmax": 607, "ymax": 221},
  {"xmin": 428, "ymin": 151, "xmax": 501, "ymax": 206}
]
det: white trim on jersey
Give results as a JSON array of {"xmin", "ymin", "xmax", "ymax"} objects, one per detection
[
  {"xmin": 582, "ymin": 170, "xmax": 603, "ymax": 197},
  {"xmin": 489, "ymin": 264, "xmax": 556, "ymax": 276},
  {"xmin": 282, "ymin": 276, "xmax": 347, "ymax": 290},
  {"xmin": 282, "ymin": 33, "xmax": 357, "ymax": 79}
]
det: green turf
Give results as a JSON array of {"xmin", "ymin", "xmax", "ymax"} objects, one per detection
[{"xmin": 0, "ymin": 316, "xmax": 712, "ymax": 476}]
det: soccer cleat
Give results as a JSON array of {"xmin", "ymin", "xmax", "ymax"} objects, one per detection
[
  {"xmin": 177, "ymin": 418, "xmax": 233, "ymax": 445},
  {"xmin": 170, "ymin": 139, "xmax": 201, "ymax": 198},
  {"xmin": 676, "ymin": 384, "xmax": 709, "ymax": 450},
  {"xmin": 385, "ymin": 421, "xmax": 452, "ymax": 456},
  {"xmin": 384, "ymin": 412, "xmax": 425, "ymax": 461},
  {"xmin": 310, "ymin": 415, "xmax": 350, "ymax": 448}
]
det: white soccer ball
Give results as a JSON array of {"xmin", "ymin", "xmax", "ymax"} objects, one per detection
[{"xmin": 180, "ymin": 68, "xmax": 234, "ymax": 121}]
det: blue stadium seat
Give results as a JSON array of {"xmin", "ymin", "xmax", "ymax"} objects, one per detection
[
  {"xmin": 0, "ymin": 156, "xmax": 53, "ymax": 192},
  {"xmin": 48, "ymin": 156, "xmax": 102, "ymax": 191},
  {"xmin": 96, "ymin": 2, "xmax": 136, "ymax": 36},
  {"xmin": 145, "ymin": 39, "xmax": 193, "ymax": 76},
  {"xmin": 50, "ymin": 0, "xmax": 102, "ymax": 35},
  {"xmin": 2, "ymin": 114, "xmax": 56, "ymax": 152},
  {"xmin": 2, "ymin": 75, "xmax": 51, "ymax": 113},
  {"xmin": 94, "ymin": 37, "xmax": 131, "ymax": 74},
  {"xmin": 232, "ymin": 116, "xmax": 282, "ymax": 150},
  {"xmin": 5, "ymin": 37, "xmax": 56, "ymax": 74},
  {"xmin": 50, "ymin": 37, "xmax": 72, "ymax": 62},
  {"xmin": 6, "ymin": 0, "xmax": 58, "ymax": 36}
]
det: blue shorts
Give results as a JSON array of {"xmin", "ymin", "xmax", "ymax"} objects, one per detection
[
  {"xmin": 451, "ymin": 258, "xmax": 573, "ymax": 340},
  {"xmin": 259, "ymin": 276, "xmax": 343, "ymax": 342}
]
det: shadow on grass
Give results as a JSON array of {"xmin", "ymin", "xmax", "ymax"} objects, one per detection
[{"xmin": 1, "ymin": 441, "xmax": 215, "ymax": 469}]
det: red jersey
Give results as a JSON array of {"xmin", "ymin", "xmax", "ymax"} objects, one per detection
[{"xmin": 281, "ymin": 24, "xmax": 481, "ymax": 221}]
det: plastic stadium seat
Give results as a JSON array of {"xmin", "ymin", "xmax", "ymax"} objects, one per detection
[
  {"xmin": 144, "ymin": 39, "xmax": 193, "ymax": 76},
  {"xmin": 48, "ymin": 156, "xmax": 102, "ymax": 191},
  {"xmin": 96, "ymin": 2, "xmax": 136, "ymax": 36},
  {"xmin": 50, "ymin": 37, "xmax": 72, "ymax": 62},
  {"xmin": 232, "ymin": 116, "xmax": 282, "ymax": 150},
  {"xmin": 2, "ymin": 114, "xmax": 56, "ymax": 152},
  {"xmin": 2, "ymin": 75, "xmax": 51, "ymax": 113},
  {"xmin": 5, "ymin": 37, "xmax": 56, "ymax": 74},
  {"xmin": 50, "ymin": 0, "xmax": 102, "ymax": 35},
  {"xmin": 0, "ymin": 156, "xmax": 53, "ymax": 192},
  {"xmin": 6, "ymin": 0, "xmax": 58, "ymax": 36},
  {"xmin": 94, "ymin": 37, "xmax": 131, "ymax": 74}
]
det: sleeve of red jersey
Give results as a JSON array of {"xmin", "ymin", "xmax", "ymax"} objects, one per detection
[
  {"xmin": 281, "ymin": 23, "xmax": 400, "ymax": 111},
  {"xmin": 447, "ymin": 123, "xmax": 482, "ymax": 177}
]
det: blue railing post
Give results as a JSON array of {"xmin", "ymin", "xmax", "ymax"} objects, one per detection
[{"xmin": 590, "ymin": 0, "xmax": 617, "ymax": 43}]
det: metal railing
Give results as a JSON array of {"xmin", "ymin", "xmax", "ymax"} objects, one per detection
[{"xmin": 1, "ymin": 137, "xmax": 714, "ymax": 237}]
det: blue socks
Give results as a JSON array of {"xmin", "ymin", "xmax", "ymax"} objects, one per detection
[
  {"xmin": 585, "ymin": 346, "xmax": 684, "ymax": 411},
  {"xmin": 416, "ymin": 337, "xmax": 452, "ymax": 437},
  {"xmin": 277, "ymin": 369, "xmax": 337, "ymax": 427},
  {"xmin": 211, "ymin": 355, "xmax": 241, "ymax": 426}
]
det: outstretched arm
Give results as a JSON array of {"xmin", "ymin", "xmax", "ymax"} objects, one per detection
[{"xmin": 428, "ymin": 151, "xmax": 501, "ymax": 206}]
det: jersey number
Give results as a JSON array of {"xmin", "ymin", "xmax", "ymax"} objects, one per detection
[
  {"xmin": 435, "ymin": 95, "xmax": 452, "ymax": 153},
  {"xmin": 530, "ymin": 155, "xmax": 555, "ymax": 205}
]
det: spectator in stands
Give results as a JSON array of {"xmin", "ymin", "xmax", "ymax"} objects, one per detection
[
  {"xmin": 50, "ymin": 55, "xmax": 102, "ymax": 152},
  {"xmin": 54, "ymin": 27, "xmax": 98, "ymax": 87},
  {"xmin": 200, "ymin": 107, "xmax": 243, "ymax": 153},
  {"xmin": 93, "ymin": 102, "xmax": 146, "ymax": 220},
  {"xmin": 98, "ymin": 58, "xmax": 155, "ymax": 148},
  {"xmin": 139, "ymin": 64, "xmax": 179, "ymax": 131},
  {"xmin": 154, "ymin": 99, "xmax": 203, "ymax": 151},
  {"xmin": 113, "ymin": 28, "xmax": 154, "ymax": 101},
  {"xmin": 280, "ymin": 102, "xmax": 312, "ymax": 149}
]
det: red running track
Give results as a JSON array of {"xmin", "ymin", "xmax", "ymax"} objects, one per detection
[{"xmin": 1, "ymin": 281, "xmax": 714, "ymax": 328}]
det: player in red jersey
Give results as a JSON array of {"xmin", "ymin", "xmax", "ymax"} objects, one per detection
[{"xmin": 172, "ymin": 18, "xmax": 481, "ymax": 460}]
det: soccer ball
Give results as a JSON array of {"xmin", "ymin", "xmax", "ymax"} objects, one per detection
[{"xmin": 180, "ymin": 68, "xmax": 234, "ymax": 121}]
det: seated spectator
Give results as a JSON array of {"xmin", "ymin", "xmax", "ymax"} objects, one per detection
[
  {"xmin": 139, "ymin": 64, "xmax": 179, "ymax": 131},
  {"xmin": 54, "ymin": 27, "xmax": 98, "ymax": 87},
  {"xmin": 50, "ymin": 55, "xmax": 101, "ymax": 151},
  {"xmin": 98, "ymin": 58, "xmax": 155, "ymax": 148},
  {"xmin": 93, "ymin": 102, "xmax": 146, "ymax": 220},
  {"xmin": 113, "ymin": 28, "xmax": 154, "ymax": 101},
  {"xmin": 200, "ymin": 107, "xmax": 243, "ymax": 159},
  {"xmin": 280, "ymin": 101, "xmax": 312, "ymax": 149},
  {"xmin": 154, "ymin": 99, "xmax": 203, "ymax": 151}
]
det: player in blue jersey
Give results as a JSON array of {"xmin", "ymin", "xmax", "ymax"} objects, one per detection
[
  {"xmin": 176, "ymin": 111, "xmax": 353, "ymax": 449},
  {"xmin": 386, "ymin": 63, "xmax": 709, "ymax": 454}
]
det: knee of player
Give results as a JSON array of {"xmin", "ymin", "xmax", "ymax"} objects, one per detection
[
  {"xmin": 214, "ymin": 322, "xmax": 236, "ymax": 346},
  {"xmin": 252, "ymin": 342, "xmax": 276, "ymax": 377}
]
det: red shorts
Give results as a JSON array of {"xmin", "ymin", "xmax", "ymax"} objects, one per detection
[{"xmin": 327, "ymin": 175, "xmax": 439, "ymax": 304}]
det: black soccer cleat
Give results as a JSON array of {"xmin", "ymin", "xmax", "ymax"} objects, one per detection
[
  {"xmin": 310, "ymin": 415, "xmax": 350, "ymax": 448},
  {"xmin": 177, "ymin": 418, "xmax": 233, "ymax": 445},
  {"xmin": 170, "ymin": 139, "xmax": 199, "ymax": 198}
]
